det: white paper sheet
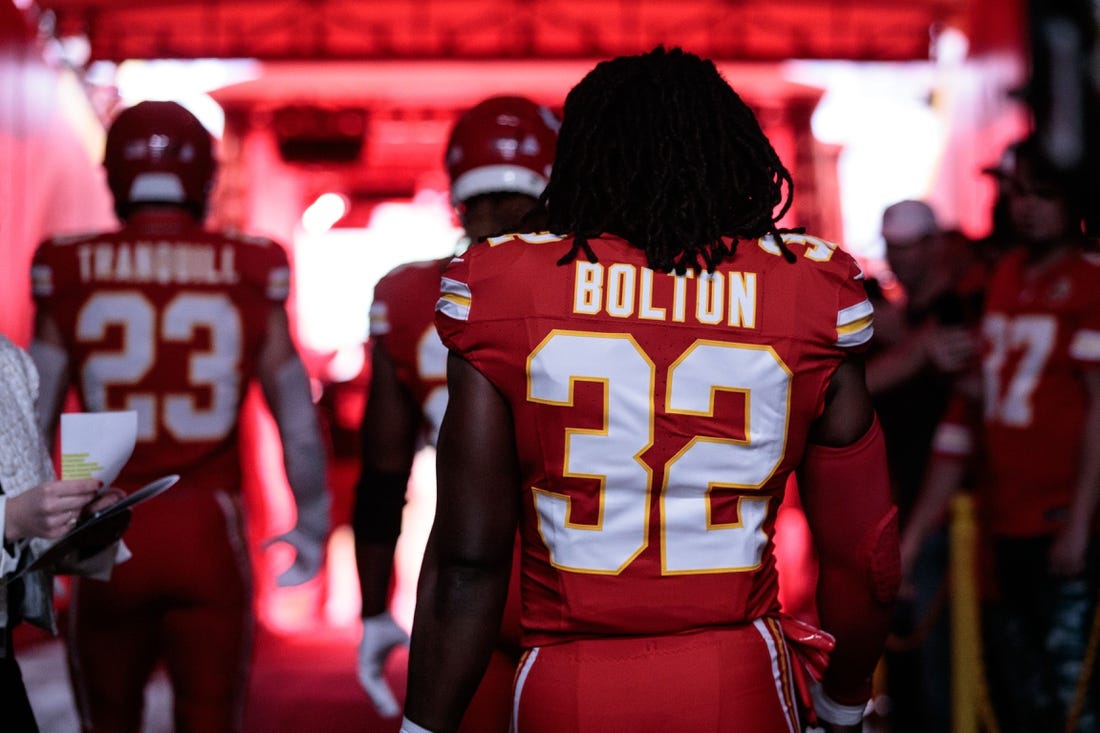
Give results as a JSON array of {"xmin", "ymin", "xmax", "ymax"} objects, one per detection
[{"xmin": 60, "ymin": 411, "xmax": 138, "ymax": 488}]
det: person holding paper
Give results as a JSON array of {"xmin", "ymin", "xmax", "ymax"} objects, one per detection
[
  {"xmin": 29, "ymin": 101, "xmax": 331, "ymax": 733},
  {"xmin": 0, "ymin": 334, "xmax": 128, "ymax": 733}
]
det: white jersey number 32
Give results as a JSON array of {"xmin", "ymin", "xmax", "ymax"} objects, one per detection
[{"xmin": 527, "ymin": 330, "xmax": 790, "ymax": 576}]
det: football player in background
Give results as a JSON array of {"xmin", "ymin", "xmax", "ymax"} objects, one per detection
[
  {"xmin": 30, "ymin": 101, "xmax": 330, "ymax": 733},
  {"xmin": 403, "ymin": 47, "xmax": 899, "ymax": 733},
  {"xmin": 354, "ymin": 95, "xmax": 558, "ymax": 730}
]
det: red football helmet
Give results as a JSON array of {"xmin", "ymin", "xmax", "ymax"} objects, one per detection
[
  {"xmin": 104, "ymin": 101, "xmax": 216, "ymax": 220},
  {"xmin": 444, "ymin": 96, "xmax": 559, "ymax": 206}
]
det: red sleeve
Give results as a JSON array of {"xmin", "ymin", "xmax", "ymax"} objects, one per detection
[
  {"xmin": 369, "ymin": 262, "xmax": 429, "ymax": 350},
  {"xmin": 798, "ymin": 417, "xmax": 899, "ymax": 705},
  {"xmin": 234, "ymin": 235, "xmax": 290, "ymax": 304},
  {"xmin": 31, "ymin": 238, "xmax": 79, "ymax": 307}
]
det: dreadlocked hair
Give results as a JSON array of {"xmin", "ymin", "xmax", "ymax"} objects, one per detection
[{"xmin": 541, "ymin": 46, "xmax": 796, "ymax": 273}]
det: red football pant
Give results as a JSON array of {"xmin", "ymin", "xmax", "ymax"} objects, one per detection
[
  {"xmin": 456, "ymin": 646, "xmax": 519, "ymax": 733},
  {"xmin": 513, "ymin": 620, "xmax": 802, "ymax": 733},
  {"xmin": 66, "ymin": 488, "xmax": 251, "ymax": 733}
]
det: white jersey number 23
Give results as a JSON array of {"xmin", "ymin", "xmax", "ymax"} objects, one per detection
[{"xmin": 77, "ymin": 291, "xmax": 242, "ymax": 443}]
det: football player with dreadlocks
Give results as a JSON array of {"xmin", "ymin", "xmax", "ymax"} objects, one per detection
[
  {"xmin": 402, "ymin": 47, "xmax": 899, "ymax": 733},
  {"xmin": 30, "ymin": 101, "xmax": 330, "ymax": 733},
  {"xmin": 353, "ymin": 96, "xmax": 558, "ymax": 730}
]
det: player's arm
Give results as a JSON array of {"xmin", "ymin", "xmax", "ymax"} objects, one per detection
[
  {"xmin": 256, "ymin": 304, "xmax": 331, "ymax": 587},
  {"xmin": 798, "ymin": 356, "xmax": 900, "ymax": 731},
  {"xmin": 898, "ymin": 392, "xmax": 976, "ymax": 578},
  {"xmin": 355, "ymin": 343, "xmax": 421, "ymax": 616},
  {"xmin": 29, "ymin": 308, "xmax": 71, "ymax": 445},
  {"xmin": 354, "ymin": 343, "xmax": 421, "ymax": 717},
  {"xmin": 403, "ymin": 352, "xmax": 520, "ymax": 733},
  {"xmin": 863, "ymin": 323, "xmax": 927, "ymax": 395},
  {"xmin": 865, "ymin": 321, "xmax": 978, "ymax": 396},
  {"xmin": 1050, "ymin": 368, "xmax": 1100, "ymax": 576},
  {"xmin": 899, "ymin": 452, "xmax": 966, "ymax": 579}
]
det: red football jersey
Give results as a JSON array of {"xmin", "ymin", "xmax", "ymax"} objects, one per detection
[
  {"xmin": 977, "ymin": 247, "xmax": 1100, "ymax": 536},
  {"xmin": 435, "ymin": 231, "xmax": 874, "ymax": 645},
  {"xmin": 368, "ymin": 258, "xmax": 451, "ymax": 445},
  {"xmin": 32, "ymin": 211, "xmax": 291, "ymax": 493}
]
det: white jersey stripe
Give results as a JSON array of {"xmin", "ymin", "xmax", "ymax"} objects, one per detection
[
  {"xmin": 31, "ymin": 264, "xmax": 54, "ymax": 297},
  {"xmin": 933, "ymin": 422, "xmax": 974, "ymax": 456},
  {"xmin": 512, "ymin": 647, "xmax": 540, "ymax": 733},
  {"xmin": 368, "ymin": 302, "xmax": 391, "ymax": 337},
  {"xmin": 836, "ymin": 298, "xmax": 874, "ymax": 348},
  {"xmin": 436, "ymin": 294, "xmax": 470, "ymax": 321},
  {"xmin": 753, "ymin": 618, "xmax": 799, "ymax": 733},
  {"xmin": 438, "ymin": 277, "xmax": 473, "ymax": 321},
  {"xmin": 1070, "ymin": 329, "xmax": 1100, "ymax": 362},
  {"xmin": 440, "ymin": 276, "xmax": 471, "ymax": 300}
]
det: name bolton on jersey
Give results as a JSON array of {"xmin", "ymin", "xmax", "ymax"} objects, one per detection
[{"xmin": 571, "ymin": 260, "xmax": 758, "ymax": 328}]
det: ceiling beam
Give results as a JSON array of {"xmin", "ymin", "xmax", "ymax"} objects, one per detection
[{"xmin": 39, "ymin": 0, "xmax": 964, "ymax": 63}]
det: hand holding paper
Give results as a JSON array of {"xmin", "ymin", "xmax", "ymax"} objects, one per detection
[
  {"xmin": 60, "ymin": 411, "xmax": 138, "ymax": 489},
  {"xmin": 4, "ymin": 475, "xmax": 179, "ymax": 584}
]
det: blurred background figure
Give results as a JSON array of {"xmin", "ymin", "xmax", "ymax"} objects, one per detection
[
  {"xmin": 966, "ymin": 135, "xmax": 1100, "ymax": 733},
  {"xmin": 902, "ymin": 133, "xmax": 1100, "ymax": 733},
  {"xmin": 863, "ymin": 199, "xmax": 984, "ymax": 732},
  {"xmin": 30, "ymin": 100, "xmax": 330, "ymax": 733},
  {"xmin": 0, "ymin": 333, "xmax": 129, "ymax": 733},
  {"xmin": 353, "ymin": 95, "xmax": 557, "ymax": 730}
]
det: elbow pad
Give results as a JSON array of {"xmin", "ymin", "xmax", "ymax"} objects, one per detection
[
  {"xmin": 800, "ymin": 417, "xmax": 900, "ymax": 605},
  {"xmin": 353, "ymin": 468, "xmax": 409, "ymax": 544}
]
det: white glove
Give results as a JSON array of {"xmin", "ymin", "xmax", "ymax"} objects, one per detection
[
  {"xmin": 810, "ymin": 683, "xmax": 868, "ymax": 726},
  {"xmin": 400, "ymin": 717, "xmax": 437, "ymax": 733},
  {"xmin": 358, "ymin": 611, "xmax": 409, "ymax": 717},
  {"xmin": 265, "ymin": 525, "xmax": 325, "ymax": 587},
  {"xmin": 265, "ymin": 356, "xmax": 331, "ymax": 588}
]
